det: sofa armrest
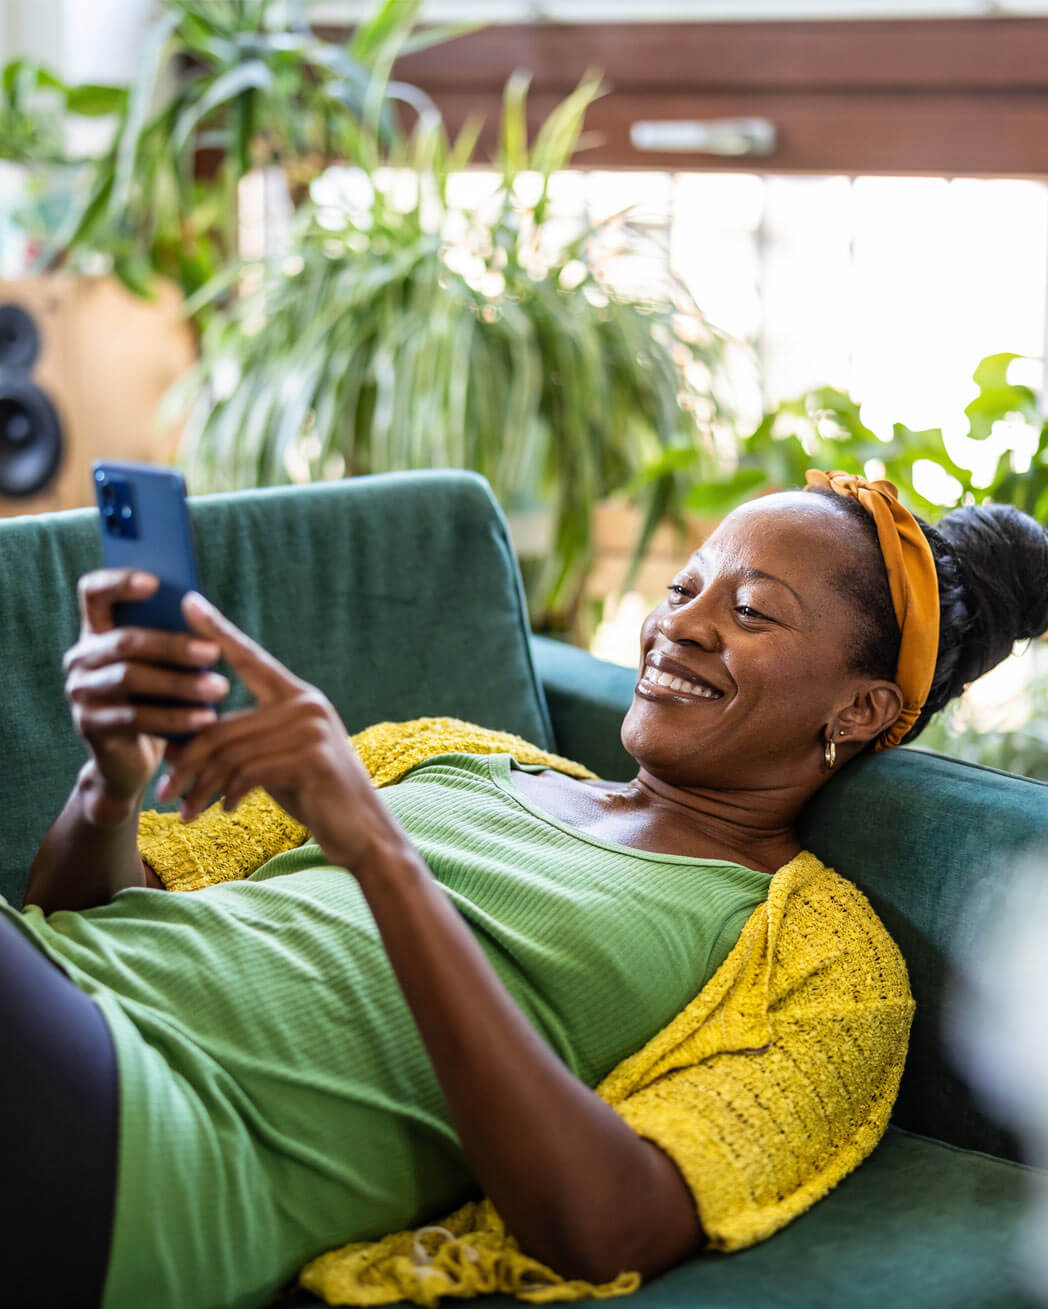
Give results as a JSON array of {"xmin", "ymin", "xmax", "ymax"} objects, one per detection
[{"xmin": 529, "ymin": 635, "xmax": 637, "ymax": 781}]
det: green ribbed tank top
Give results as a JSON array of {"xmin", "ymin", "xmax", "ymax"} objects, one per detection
[{"xmin": 2, "ymin": 753, "xmax": 770, "ymax": 1309}]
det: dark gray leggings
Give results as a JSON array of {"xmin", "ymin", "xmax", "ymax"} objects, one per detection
[{"xmin": 0, "ymin": 912, "xmax": 118, "ymax": 1306}]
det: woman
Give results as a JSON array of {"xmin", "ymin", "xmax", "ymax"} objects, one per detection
[{"xmin": 4, "ymin": 472, "xmax": 1046, "ymax": 1307}]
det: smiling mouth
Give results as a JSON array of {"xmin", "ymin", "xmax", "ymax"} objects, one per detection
[{"xmin": 637, "ymin": 662, "xmax": 724, "ymax": 701}]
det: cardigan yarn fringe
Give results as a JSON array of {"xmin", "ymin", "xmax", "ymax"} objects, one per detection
[{"xmin": 137, "ymin": 716, "xmax": 915, "ymax": 1306}]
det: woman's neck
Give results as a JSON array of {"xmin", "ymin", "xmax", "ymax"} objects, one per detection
[{"xmin": 615, "ymin": 768, "xmax": 807, "ymax": 875}]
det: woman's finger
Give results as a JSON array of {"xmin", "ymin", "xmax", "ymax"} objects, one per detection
[
  {"xmin": 77, "ymin": 569, "xmax": 158, "ymax": 634},
  {"xmin": 173, "ymin": 720, "xmax": 314, "ymax": 820},
  {"xmin": 159, "ymin": 698, "xmax": 310, "ymax": 801},
  {"xmin": 220, "ymin": 749, "xmax": 309, "ymax": 815},
  {"xmin": 68, "ymin": 660, "xmax": 230, "ymax": 706},
  {"xmin": 79, "ymin": 702, "xmax": 218, "ymax": 738},
  {"xmin": 64, "ymin": 627, "xmax": 221, "ymax": 677},
  {"xmin": 181, "ymin": 593, "xmax": 298, "ymax": 704}
]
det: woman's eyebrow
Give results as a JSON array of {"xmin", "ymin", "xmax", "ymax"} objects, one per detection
[{"xmin": 691, "ymin": 551, "xmax": 807, "ymax": 611}]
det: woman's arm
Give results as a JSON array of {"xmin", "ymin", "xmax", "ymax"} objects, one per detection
[
  {"xmin": 23, "ymin": 761, "xmax": 161, "ymax": 913},
  {"xmin": 23, "ymin": 569, "xmax": 226, "ymax": 913},
  {"xmin": 162, "ymin": 592, "xmax": 706, "ymax": 1284},
  {"xmin": 352, "ymin": 833, "xmax": 707, "ymax": 1283}
]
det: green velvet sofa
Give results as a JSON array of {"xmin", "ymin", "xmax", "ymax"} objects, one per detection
[{"xmin": 1, "ymin": 470, "xmax": 1043, "ymax": 1308}]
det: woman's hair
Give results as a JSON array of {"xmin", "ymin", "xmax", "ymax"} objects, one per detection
[{"xmin": 808, "ymin": 487, "xmax": 1048, "ymax": 744}]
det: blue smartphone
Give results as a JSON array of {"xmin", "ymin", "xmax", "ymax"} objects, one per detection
[{"xmin": 92, "ymin": 460, "xmax": 205, "ymax": 743}]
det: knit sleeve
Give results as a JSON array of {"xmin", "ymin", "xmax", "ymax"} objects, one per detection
[{"xmin": 610, "ymin": 875, "xmax": 915, "ymax": 1254}]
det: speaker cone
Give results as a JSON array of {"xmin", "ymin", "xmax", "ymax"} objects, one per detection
[
  {"xmin": 0, "ymin": 372, "xmax": 63, "ymax": 498},
  {"xmin": 0, "ymin": 304, "xmax": 40, "ymax": 372}
]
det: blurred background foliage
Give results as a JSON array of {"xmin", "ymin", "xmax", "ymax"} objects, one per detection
[
  {"xmin": 915, "ymin": 650, "xmax": 1048, "ymax": 782},
  {"xmin": 629, "ymin": 350, "xmax": 1048, "ymax": 531},
  {"xmin": 171, "ymin": 73, "xmax": 734, "ymax": 632},
  {"xmin": 0, "ymin": 58, "xmax": 127, "ymax": 164},
  {"xmin": 2, "ymin": 0, "xmax": 1047, "ymax": 773},
  {"xmin": 62, "ymin": 0, "xmax": 461, "ymax": 301}
]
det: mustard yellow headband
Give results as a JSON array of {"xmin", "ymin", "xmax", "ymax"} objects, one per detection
[{"xmin": 804, "ymin": 469, "xmax": 940, "ymax": 750}]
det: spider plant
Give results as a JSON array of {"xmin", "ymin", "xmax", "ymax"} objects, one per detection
[
  {"xmin": 64, "ymin": 0, "xmax": 463, "ymax": 301},
  {"xmin": 171, "ymin": 76, "xmax": 735, "ymax": 633}
]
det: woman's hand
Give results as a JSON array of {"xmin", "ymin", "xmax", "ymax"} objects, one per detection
[
  {"xmin": 157, "ymin": 592, "xmax": 400, "ymax": 871},
  {"xmin": 63, "ymin": 570, "xmax": 227, "ymax": 823}
]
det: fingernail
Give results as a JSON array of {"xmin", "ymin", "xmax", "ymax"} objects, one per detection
[
  {"xmin": 156, "ymin": 773, "xmax": 171, "ymax": 799},
  {"xmin": 184, "ymin": 591, "xmax": 211, "ymax": 613},
  {"xmin": 189, "ymin": 708, "xmax": 217, "ymax": 726},
  {"xmin": 131, "ymin": 572, "xmax": 153, "ymax": 591}
]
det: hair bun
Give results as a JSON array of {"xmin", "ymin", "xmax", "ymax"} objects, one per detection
[{"xmin": 933, "ymin": 502, "xmax": 1048, "ymax": 688}]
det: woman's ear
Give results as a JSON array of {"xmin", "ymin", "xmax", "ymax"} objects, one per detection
[{"xmin": 835, "ymin": 682, "xmax": 904, "ymax": 747}]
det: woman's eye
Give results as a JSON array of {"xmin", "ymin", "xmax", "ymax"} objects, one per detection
[{"xmin": 667, "ymin": 587, "xmax": 769, "ymax": 620}]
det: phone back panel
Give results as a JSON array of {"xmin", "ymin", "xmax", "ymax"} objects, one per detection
[{"xmin": 93, "ymin": 461, "xmax": 200, "ymax": 631}]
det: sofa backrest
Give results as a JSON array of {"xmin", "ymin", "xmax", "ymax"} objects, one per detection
[
  {"xmin": 799, "ymin": 746, "xmax": 1048, "ymax": 1160},
  {"xmin": 0, "ymin": 471, "xmax": 552, "ymax": 905}
]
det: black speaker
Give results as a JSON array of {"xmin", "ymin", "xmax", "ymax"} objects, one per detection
[{"xmin": 0, "ymin": 303, "xmax": 64, "ymax": 499}]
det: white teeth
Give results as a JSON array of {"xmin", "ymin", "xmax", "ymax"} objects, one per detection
[{"xmin": 644, "ymin": 664, "xmax": 721, "ymax": 699}]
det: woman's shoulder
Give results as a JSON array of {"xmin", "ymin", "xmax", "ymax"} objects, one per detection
[{"xmin": 770, "ymin": 851, "xmax": 914, "ymax": 1002}]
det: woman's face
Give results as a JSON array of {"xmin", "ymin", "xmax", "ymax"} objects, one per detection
[{"xmin": 620, "ymin": 491, "xmax": 897, "ymax": 790}]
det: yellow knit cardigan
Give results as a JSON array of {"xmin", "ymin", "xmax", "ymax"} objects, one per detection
[{"xmin": 137, "ymin": 717, "xmax": 916, "ymax": 1307}]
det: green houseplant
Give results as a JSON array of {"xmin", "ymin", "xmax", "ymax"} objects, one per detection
[
  {"xmin": 64, "ymin": 0, "xmax": 461, "ymax": 302},
  {"xmin": 647, "ymin": 351, "xmax": 1048, "ymax": 524},
  {"xmin": 170, "ymin": 74, "xmax": 734, "ymax": 634}
]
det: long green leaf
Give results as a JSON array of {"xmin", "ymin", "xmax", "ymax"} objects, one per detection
[
  {"xmin": 399, "ymin": 23, "xmax": 481, "ymax": 57},
  {"xmin": 350, "ymin": 0, "xmax": 425, "ymax": 63},
  {"xmin": 109, "ymin": 8, "xmax": 180, "ymax": 219},
  {"xmin": 498, "ymin": 72, "xmax": 530, "ymax": 184},
  {"xmin": 2, "ymin": 59, "xmax": 66, "ymax": 96},
  {"xmin": 66, "ymin": 83, "xmax": 128, "ymax": 116},
  {"xmin": 172, "ymin": 60, "xmax": 273, "ymax": 153}
]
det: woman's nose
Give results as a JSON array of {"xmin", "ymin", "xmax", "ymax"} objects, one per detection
[{"xmin": 656, "ymin": 598, "xmax": 720, "ymax": 650}]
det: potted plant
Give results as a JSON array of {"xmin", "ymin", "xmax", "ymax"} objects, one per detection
[
  {"xmin": 64, "ymin": 0, "xmax": 461, "ymax": 305},
  {"xmin": 168, "ymin": 71, "xmax": 734, "ymax": 635}
]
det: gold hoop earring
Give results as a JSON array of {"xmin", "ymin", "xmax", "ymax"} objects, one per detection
[{"xmin": 825, "ymin": 738, "xmax": 837, "ymax": 769}]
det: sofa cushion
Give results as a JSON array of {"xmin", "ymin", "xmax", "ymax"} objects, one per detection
[
  {"xmin": 277, "ymin": 1128, "xmax": 1038, "ymax": 1309},
  {"xmin": 0, "ymin": 471, "xmax": 552, "ymax": 906}
]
